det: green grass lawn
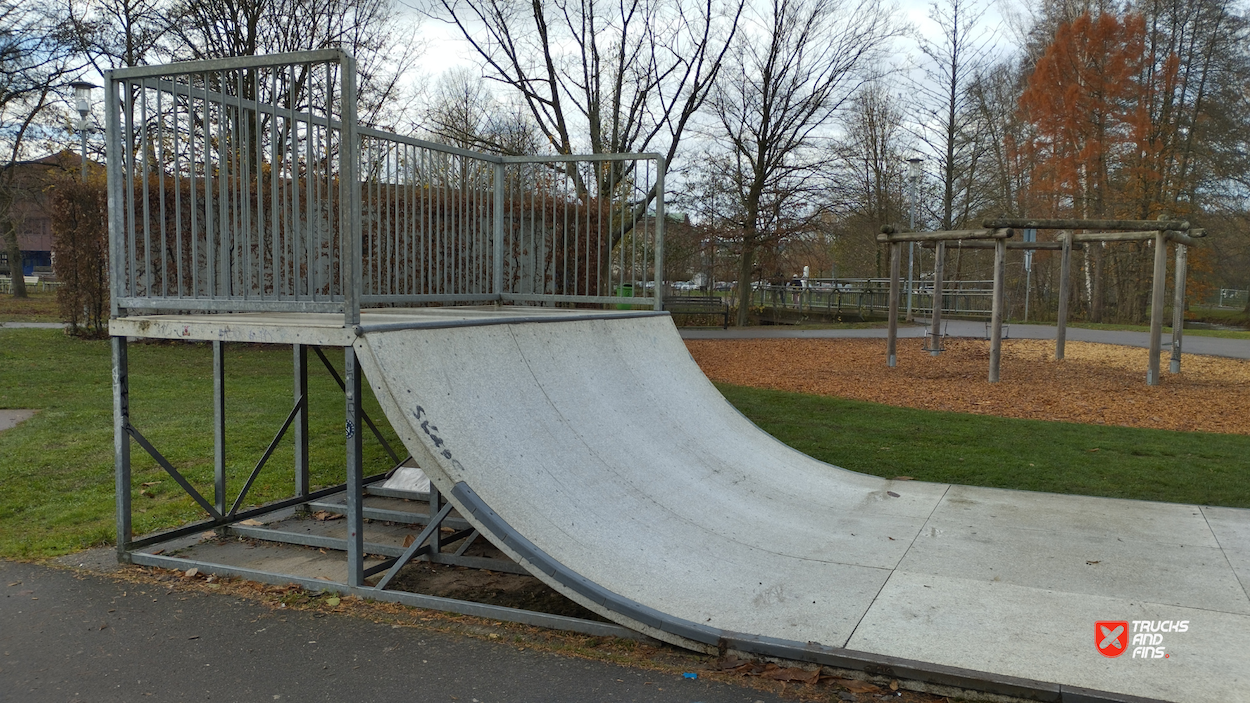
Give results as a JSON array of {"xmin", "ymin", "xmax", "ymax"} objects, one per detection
[
  {"xmin": 2, "ymin": 328, "xmax": 1247, "ymax": 561},
  {"xmin": 0, "ymin": 290, "xmax": 61, "ymax": 322},
  {"xmin": 0, "ymin": 329, "xmax": 401, "ymax": 559},
  {"xmin": 717, "ymin": 383, "xmax": 1250, "ymax": 508}
]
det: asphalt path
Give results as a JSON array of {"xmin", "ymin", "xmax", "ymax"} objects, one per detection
[
  {"xmin": 680, "ymin": 319, "xmax": 1250, "ymax": 360},
  {"xmin": 0, "ymin": 561, "xmax": 780, "ymax": 703}
]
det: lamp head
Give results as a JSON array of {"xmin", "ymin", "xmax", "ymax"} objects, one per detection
[
  {"xmin": 70, "ymin": 81, "xmax": 97, "ymax": 118},
  {"xmin": 907, "ymin": 157, "xmax": 923, "ymax": 180}
]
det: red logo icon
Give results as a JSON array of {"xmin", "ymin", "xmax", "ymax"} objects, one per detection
[{"xmin": 1096, "ymin": 621, "xmax": 1129, "ymax": 657}]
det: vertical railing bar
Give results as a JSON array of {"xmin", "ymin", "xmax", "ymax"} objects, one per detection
[
  {"xmin": 562, "ymin": 166, "xmax": 569, "ymax": 297},
  {"xmin": 492, "ymin": 162, "xmax": 503, "ymax": 296},
  {"xmin": 422, "ymin": 147, "xmax": 429, "ymax": 295},
  {"xmin": 271, "ymin": 70, "xmax": 282, "ymax": 301},
  {"xmin": 123, "ymin": 80, "xmax": 137, "ymax": 300},
  {"xmin": 216, "ymin": 70, "xmax": 231, "ymax": 299},
  {"xmin": 439, "ymin": 151, "xmax": 447, "ymax": 296},
  {"xmin": 155, "ymin": 87, "xmax": 167, "ymax": 298},
  {"xmin": 172, "ymin": 80, "xmax": 184, "ymax": 298},
  {"xmin": 540, "ymin": 163, "xmax": 548, "ymax": 295},
  {"xmin": 251, "ymin": 68, "xmax": 265, "ymax": 299},
  {"xmin": 303, "ymin": 68, "xmax": 314, "ymax": 299},
  {"xmin": 139, "ymin": 86, "xmax": 152, "ymax": 298},
  {"xmin": 188, "ymin": 77, "xmax": 200, "ymax": 298},
  {"xmin": 289, "ymin": 66, "xmax": 301, "ymax": 301},
  {"xmin": 461, "ymin": 154, "xmax": 468, "ymax": 295},
  {"xmin": 239, "ymin": 70, "xmax": 254, "ymax": 300},
  {"xmin": 202, "ymin": 71, "xmax": 216, "ymax": 299},
  {"xmin": 234, "ymin": 70, "xmax": 248, "ymax": 300},
  {"xmin": 640, "ymin": 159, "xmax": 649, "ymax": 304}
]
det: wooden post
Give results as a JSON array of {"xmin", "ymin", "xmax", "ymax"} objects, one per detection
[
  {"xmin": 989, "ymin": 238, "xmax": 1006, "ymax": 382},
  {"xmin": 929, "ymin": 241, "xmax": 945, "ymax": 355},
  {"xmin": 887, "ymin": 242, "xmax": 901, "ymax": 367},
  {"xmin": 1147, "ymin": 231, "xmax": 1168, "ymax": 385},
  {"xmin": 1056, "ymin": 233, "xmax": 1071, "ymax": 361},
  {"xmin": 1170, "ymin": 244, "xmax": 1187, "ymax": 374}
]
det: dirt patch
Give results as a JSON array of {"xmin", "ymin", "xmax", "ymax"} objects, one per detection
[
  {"xmin": 386, "ymin": 561, "xmax": 608, "ymax": 622},
  {"xmin": 687, "ymin": 337, "xmax": 1250, "ymax": 435},
  {"xmin": 0, "ymin": 408, "xmax": 36, "ymax": 432}
]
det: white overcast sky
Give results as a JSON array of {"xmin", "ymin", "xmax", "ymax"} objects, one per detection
[{"xmin": 403, "ymin": 0, "xmax": 1029, "ymax": 86}]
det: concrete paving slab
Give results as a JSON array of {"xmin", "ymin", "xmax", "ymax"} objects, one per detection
[
  {"xmin": 1201, "ymin": 506, "xmax": 1250, "ymax": 599},
  {"xmin": 897, "ymin": 517, "xmax": 1250, "ymax": 614},
  {"xmin": 846, "ymin": 570, "xmax": 1250, "ymax": 703},
  {"xmin": 933, "ymin": 486, "xmax": 1221, "ymax": 548}
]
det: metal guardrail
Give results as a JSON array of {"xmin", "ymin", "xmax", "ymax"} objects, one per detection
[{"xmin": 105, "ymin": 50, "xmax": 664, "ymax": 323}]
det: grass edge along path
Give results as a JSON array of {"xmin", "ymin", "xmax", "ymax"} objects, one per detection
[{"xmin": 716, "ymin": 382, "xmax": 1250, "ymax": 509}]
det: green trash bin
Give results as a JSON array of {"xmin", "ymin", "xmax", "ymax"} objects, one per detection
[{"xmin": 616, "ymin": 284, "xmax": 635, "ymax": 310}]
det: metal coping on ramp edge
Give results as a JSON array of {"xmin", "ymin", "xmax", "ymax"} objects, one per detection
[
  {"xmin": 352, "ymin": 311, "xmax": 671, "ymax": 336},
  {"xmin": 450, "ymin": 482, "xmax": 1166, "ymax": 703}
]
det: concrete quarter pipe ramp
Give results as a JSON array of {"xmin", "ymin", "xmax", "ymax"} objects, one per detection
[{"xmin": 354, "ymin": 310, "xmax": 1249, "ymax": 703}]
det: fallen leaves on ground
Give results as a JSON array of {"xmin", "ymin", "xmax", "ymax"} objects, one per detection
[
  {"xmin": 312, "ymin": 510, "xmax": 345, "ymax": 521},
  {"xmin": 687, "ymin": 338, "xmax": 1250, "ymax": 435}
]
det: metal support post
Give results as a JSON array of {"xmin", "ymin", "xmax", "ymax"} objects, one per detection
[
  {"xmin": 112, "ymin": 336, "xmax": 132, "ymax": 562},
  {"xmin": 1170, "ymin": 245, "xmax": 1187, "ymax": 374},
  {"xmin": 929, "ymin": 241, "xmax": 944, "ymax": 355},
  {"xmin": 887, "ymin": 242, "xmax": 900, "ymax": 367},
  {"xmin": 654, "ymin": 157, "xmax": 666, "ymax": 311},
  {"xmin": 345, "ymin": 345, "xmax": 364, "ymax": 587},
  {"xmin": 1147, "ymin": 232, "xmax": 1167, "ymax": 385},
  {"xmin": 989, "ymin": 238, "xmax": 1006, "ymax": 383},
  {"xmin": 1056, "ymin": 233, "xmax": 1072, "ymax": 361},
  {"xmin": 428, "ymin": 485, "xmax": 442, "ymax": 556},
  {"xmin": 213, "ymin": 340, "xmax": 226, "ymax": 517},
  {"xmin": 294, "ymin": 344, "xmax": 309, "ymax": 497}
]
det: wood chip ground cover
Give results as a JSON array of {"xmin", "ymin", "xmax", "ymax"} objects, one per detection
[{"xmin": 687, "ymin": 338, "xmax": 1250, "ymax": 436}]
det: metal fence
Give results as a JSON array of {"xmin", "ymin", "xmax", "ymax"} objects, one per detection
[
  {"xmin": 106, "ymin": 50, "xmax": 664, "ymax": 323},
  {"xmin": 750, "ymin": 279, "xmax": 995, "ymax": 319},
  {"xmin": 1218, "ymin": 288, "xmax": 1248, "ymax": 309}
]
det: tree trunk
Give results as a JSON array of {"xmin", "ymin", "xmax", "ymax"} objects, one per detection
[
  {"xmin": 3, "ymin": 221, "xmax": 27, "ymax": 298},
  {"xmin": 1090, "ymin": 243, "xmax": 1104, "ymax": 323},
  {"xmin": 735, "ymin": 245, "xmax": 756, "ymax": 326}
]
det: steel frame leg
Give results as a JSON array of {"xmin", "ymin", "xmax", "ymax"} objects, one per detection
[
  {"xmin": 213, "ymin": 340, "xmax": 227, "ymax": 517},
  {"xmin": 113, "ymin": 336, "xmax": 132, "ymax": 563},
  {"xmin": 345, "ymin": 345, "xmax": 364, "ymax": 587},
  {"xmin": 294, "ymin": 344, "xmax": 309, "ymax": 497}
]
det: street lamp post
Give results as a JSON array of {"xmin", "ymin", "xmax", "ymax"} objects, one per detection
[
  {"xmin": 906, "ymin": 157, "xmax": 923, "ymax": 321},
  {"xmin": 71, "ymin": 81, "xmax": 97, "ymax": 180}
]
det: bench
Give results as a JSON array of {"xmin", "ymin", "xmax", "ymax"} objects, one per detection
[{"xmin": 663, "ymin": 295, "xmax": 729, "ymax": 329}]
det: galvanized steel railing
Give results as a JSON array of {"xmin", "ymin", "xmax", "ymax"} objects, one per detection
[{"xmin": 106, "ymin": 50, "xmax": 665, "ymax": 324}]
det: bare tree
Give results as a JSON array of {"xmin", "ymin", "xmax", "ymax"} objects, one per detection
[
  {"xmin": 710, "ymin": 0, "xmax": 899, "ymax": 325},
  {"xmin": 421, "ymin": 66, "xmax": 544, "ymax": 155},
  {"xmin": 429, "ymin": 0, "xmax": 744, "ymax": 207},
  {"xmin": 910, "ymin": 0, "xmax": 997, "ymax": 231},
  {"xmin": 826, "ymin": 80, "xmax": 911, "ymax": 277},
  {"xmin": 0, "ymin": 2, "xmax": 81, "ymax": 298},
  {"xmin": 66, "ymin": 0, "xmax": 168, "ymax": 71},
  {"xmin": 164, "ymin": 0, "xmax": 422, "ymax": 127}
]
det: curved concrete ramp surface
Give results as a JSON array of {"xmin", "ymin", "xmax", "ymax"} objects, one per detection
[{"xmin": 354, "ymin": 311, "xmax": 1250, "ymax": 703}]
